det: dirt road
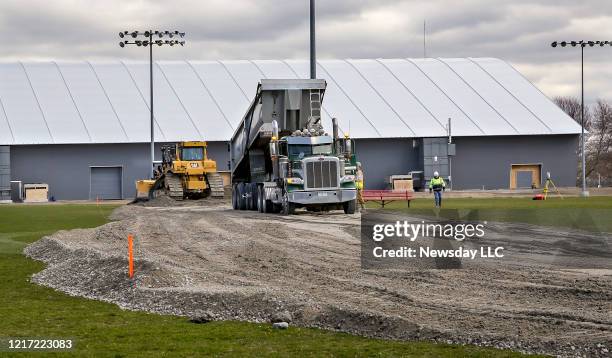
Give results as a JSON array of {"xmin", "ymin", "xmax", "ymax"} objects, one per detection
[{"xmin": 25, "ymin": 201, "xmax": 612, "ymax": 357}]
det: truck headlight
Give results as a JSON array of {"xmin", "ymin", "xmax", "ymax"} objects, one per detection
[
  {"xmin": 341, "ymin": 175, "xmax": 355, "ymax": 183},
  {"xmin": 286, "ymin": 177, "xmax": 304, "ymax": 185}
]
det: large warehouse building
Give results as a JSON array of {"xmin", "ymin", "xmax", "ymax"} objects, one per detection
[{"xmin": 0, "ymin": 58, "xmax": 580, "ymax": 200}]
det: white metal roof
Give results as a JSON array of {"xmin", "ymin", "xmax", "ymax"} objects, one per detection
[{"xmin": 0, "ymin": 58, "xmax": 580, "ymax": 145}]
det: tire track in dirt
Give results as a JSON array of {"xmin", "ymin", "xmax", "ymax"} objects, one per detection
[{"xmin": 24, "ymin": 202, "xmax": 612, "ymax": 357}]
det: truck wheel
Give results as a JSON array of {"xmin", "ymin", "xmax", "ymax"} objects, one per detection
[
  {"xmin": 231, "ymin": 184, "xmax": 238, "ymax": 210},
  {"xmin": 251, "ymin": 184, "xmax": 259, "ymax": 211},
  {"xmin": 237, "ymin": 183, "xmax": 247, "ymax": 210},
  {"xmin": 247, "ymin": 183, "xmax": 257, "ymax": 211},
  {"xmin": 343, "ymin": 199, "xmax": 356, "ymax": 214},
  {"xmin": 281, "ymin": 195, "xmax": 295, "ymax": 215},
  {"xmin": 245, "ymin": 183, "xmax": 252, "ymax": 210},
  {"xmin": 257, "ymin": 186, "xmax": 264, "ymax": 213}
]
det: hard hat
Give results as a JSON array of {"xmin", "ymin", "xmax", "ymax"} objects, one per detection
[{"xmin": 434, "ymin": 171, "xmax": 439, "ymax": 177}]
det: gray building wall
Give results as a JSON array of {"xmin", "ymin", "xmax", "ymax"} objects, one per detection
[
  {"xmin": 354, "ymin": 134, "xmax": 578, "ymax": 190},
  {"xmin": 354, "ymin": 138, "xmax": 420, "ymax": 190},
  {"xmin": 9, "ymin": 135, "xmax": 578, "ymax": 199},
  {"xmin": 451, "ymin": 134, "xmax": 578, "ymax": 189},
  {"xmin": 10, "ymin": 141, "xmax": 229, "ymax": 200}
]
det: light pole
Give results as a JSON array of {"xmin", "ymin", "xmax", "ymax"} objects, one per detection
[
  {"xmin": 310, "ymin": 0, "xmax": 316, "ymax": 79},
  {"xmin": 551, "ymin": 40, "xmax": 609, "ymax": 197},
  {"xmin": 119, "ymin": 30, "xmax": 185, "ymax": 179}
]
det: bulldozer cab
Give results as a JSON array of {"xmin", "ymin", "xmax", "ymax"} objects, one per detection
[{"xmin": 177, "ymin": 141, "xmax": 206, "ymax": 161}]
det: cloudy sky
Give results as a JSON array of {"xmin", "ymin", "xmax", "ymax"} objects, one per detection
[{"xmin": 1, "ymin": 0, "xmax": 611, "ymax": 103}]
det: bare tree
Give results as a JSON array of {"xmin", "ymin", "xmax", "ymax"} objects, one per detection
[
  {"xmin": 553, "ymin": 96, "xmax": 591, "ymax": 185},
  {"xmin": 554, "ymin": 96, "xmax": 612, "ymax": 186},
  {"xmin": 553, "ymin": 96, "xmax": 591, "ymax": 129},
  {"xmin": 588, "ymin": 100, "xmax": 612, "ymax": 180}
]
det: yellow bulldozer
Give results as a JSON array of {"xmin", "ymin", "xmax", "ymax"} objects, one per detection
[{"xmin": 135, "ymin": 141, "xmax": 225, "ymax": 201}]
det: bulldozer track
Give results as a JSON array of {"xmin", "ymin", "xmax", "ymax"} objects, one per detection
[
  {"xmin": 206, "ymin": 172, "xmax": 225, "ymax": 198},
  {"xmin": 165, "ymin": 173, "xmax": 184, "ymax": 200}
]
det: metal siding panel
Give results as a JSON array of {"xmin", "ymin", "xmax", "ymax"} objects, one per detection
[
  {"xmin": 188, "ymin": 61, "xmax": 250, "ymax": 131},
  {"xmin": 123, "ymin": 62, "xmax": 199, "ymax": 141},
  {"xmin": 284, "ymin": 60, "xmax": 378, "ymax": 139},
  {"xmin": 441, "ymin": 58, "xmax": 550, "ymax": 135},
  {"xmin": 22, "ymin": 62, "xmax": 90, "ymax": 143},
  {"xmin": 410, "ymin": 58, "xmax": 516, "ymax": 135},
  {"xmin": 90, "ymin": 166, "xmax": 122, "ymax": 199},
  {"xmin": 349, "ymin": 59, "xmax": 446, "ymax": 137},
  {"xmin": 57, "ymin": 62, "xmax": 129, "ymax": 143},
  {"xmin": 472, "ymin": 58, "xmax": 581, "ymax": 134},
  {"xmin": 378, "ymin": 59, "xmax": 481, "ymax": 136},
  {"xmin": 158, "ymin": 62, "xmax": 233, "ymax": 141},
  {"xmin": 91, "ymin": 63, "xmax": 159, "ymax": 142},
  {"xmin": 0, "ymin": 63, "xmax": 53, "ymax": 144}
]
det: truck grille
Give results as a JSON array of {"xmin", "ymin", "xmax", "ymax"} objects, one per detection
[{"xmin": 305, "ymin": 160, "xmax": 338, "ymax": 189}]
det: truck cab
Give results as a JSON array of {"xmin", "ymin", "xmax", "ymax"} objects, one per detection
[{"xmin": 280, "ymin": 135, "xmax": 356, "ymax": 192}]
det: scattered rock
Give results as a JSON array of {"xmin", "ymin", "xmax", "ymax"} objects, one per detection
[
  {"xmin": 189, "ymin": 310, "xmax": 215, "ymax": 324},
  {"xmin": 271, "ymin": 311, "xmax": 292, "ymax": 323},
  {"xmin": 272, "ymin": 322, "xmax": 289, "ymax": 330}
]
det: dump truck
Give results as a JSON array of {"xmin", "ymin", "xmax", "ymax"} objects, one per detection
[
  {"xmin": 136, "ymin": 141, "xmax": 225, "ymax": 200},
  {"xmin": 230, "ymin": 79, "xmax": 357, "ymax": 214}
]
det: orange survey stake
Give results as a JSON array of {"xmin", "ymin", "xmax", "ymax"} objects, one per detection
[{"xmin": 128, "ymin": 234, "xmax": 134, "ymax": 278}]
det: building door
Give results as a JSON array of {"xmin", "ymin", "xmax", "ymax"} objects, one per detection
[
  {"xmin": 0, "ymin": 146, "xmax": 10, "ymax": 201},
  {"xmin": 516, "ymin": 171, "xmax": 533, "ymax": 188},
  {"xmin": 90, "ymin": 166, "xmax": 122, "ymax": 200},
  {"xmin": 509, "ymin": 164, "xmax": 541, "ymax": 189}
]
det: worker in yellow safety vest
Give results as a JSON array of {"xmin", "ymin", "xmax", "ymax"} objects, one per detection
[
  {"xmin": 356, "ymin": 162, "xmax": 365, "ymax": 211},
  {"xmin": 429, "ymin": 171, "xmax": 446, "ymax": 207}
]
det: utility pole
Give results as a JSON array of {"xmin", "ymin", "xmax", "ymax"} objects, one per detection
[
  {"xmin": 310, "ymin": 0, "xmax": 316, "ymax": 79},
  {"xmin": 423, "ymin": 20, "xmax": 426, "ymax": 58},
  {"xmin": 119, "ymin": 30, "xmax": 185, "ymax": 179}
]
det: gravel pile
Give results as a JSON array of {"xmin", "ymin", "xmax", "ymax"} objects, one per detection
[{"xmin": 24, "ymin": 203, "xmax": 612, "ymax": 357}]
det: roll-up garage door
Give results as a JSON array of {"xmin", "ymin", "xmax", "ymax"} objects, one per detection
[
  {"xmin": 0, "ymin": 146, "xmax": 10, "ymax": 201},
  {"xmin": 90, "ymin": 166, "xmax": 122, "ymax": 200}
]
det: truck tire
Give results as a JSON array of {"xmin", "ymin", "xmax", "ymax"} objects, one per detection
[
  {"xmin": 247, "ymin": 183, "xmax": 258, "ymax": 211},
  {"xmin": 257, "ymin": 186, "xmax": 264, "ymax": 213},
  {"xmin": 232, "ymin": 184, "xmax": 238, "ymax": 210},
  {"xmin": 245, "ymin": 183, "xmax": 252, "ymax": 210},
  {"xmin": 237, "ymin": 183, "xmax": 247, "ymax": 210},
  {"xmin": 281, "ymin": 194, "xmax": 296, "ymax": 215},
  {"xmin": 252, "ymin": 184, "xmax": 259, "ymax": 211},
  {"xmin": 343, "ymin": 199, "xmax": 356, "ymax": 214}
]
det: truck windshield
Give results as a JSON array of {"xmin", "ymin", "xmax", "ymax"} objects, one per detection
[
  {"xmin": 288, "ymin": 144, "xmax": 332, "ymax": 157},
  {"xmin": 181, "ymin": 147, "xmax": 204, "ymax": 161}
]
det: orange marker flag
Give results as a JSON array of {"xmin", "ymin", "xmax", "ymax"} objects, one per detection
[{"xmin": 128, "ymin": 234, "xmax": 134, "ymax": 278}]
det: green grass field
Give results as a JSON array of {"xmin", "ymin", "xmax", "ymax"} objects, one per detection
[
  {"xmin": 369, "ymin": 196, "xmax": 612, "ymax": 232},
  {"xmin": 0, "ymin": 204, "xmax": 534, "ymax": 357}
]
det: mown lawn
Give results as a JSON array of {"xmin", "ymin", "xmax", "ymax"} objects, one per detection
[
  {"xmin": 369, "ymin": 196, "xmax": 612, "ymax": 232},
  {"xmin": 0, "ymin": 204, "xmax": 537, "ymax": 357}
]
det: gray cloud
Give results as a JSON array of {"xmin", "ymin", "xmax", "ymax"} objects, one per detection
[{"xmin": 0, "ymin": 0, "xmax": 610, "ymax": 103}]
